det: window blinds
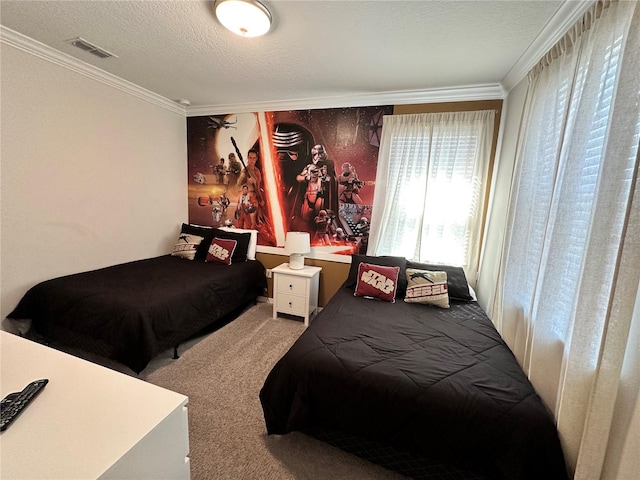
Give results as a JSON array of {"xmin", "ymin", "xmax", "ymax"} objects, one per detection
[{"xmin": 369, "ymin": 110, "xmax": 495, "ymax": 281}]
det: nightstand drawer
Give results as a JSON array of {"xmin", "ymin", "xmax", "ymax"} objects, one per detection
[
  {"xmin": 275, "ymin": 293, "xmax": 307, "ymax": 316},
  {"xmin": 275, "ymin": 275, "xmax": 307, "ymax": 296},
  {"xmin": 271, "ymin": 263, "xmax": 322, "ymax": 327}
]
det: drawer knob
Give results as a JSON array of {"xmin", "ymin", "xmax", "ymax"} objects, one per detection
[
  {"xmin": 289, "ymin": 284, "xmax": 293, "ymax": 289},
  {"xmin": 288, "ymin": 301, "xmax": 292, "ymax": 306}
]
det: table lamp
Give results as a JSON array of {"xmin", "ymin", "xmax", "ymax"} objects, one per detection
[{"xmin": 284, "ymin": 232, "xmax": 310, "ymax": 270}]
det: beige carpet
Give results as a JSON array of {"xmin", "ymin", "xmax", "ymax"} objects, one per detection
[{"xmin": 139, "ymin": 302, "xmax": 407, "ymax": 480}]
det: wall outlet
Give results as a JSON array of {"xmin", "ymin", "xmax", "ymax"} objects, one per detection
[{"xmin": 266, "ymin": 269, "xmax": 272, "ymax": 278}]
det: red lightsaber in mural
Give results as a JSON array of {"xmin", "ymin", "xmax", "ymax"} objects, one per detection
[{"xmin": 257, "ymin": 112, "xmax": 286, "ymax": 246}]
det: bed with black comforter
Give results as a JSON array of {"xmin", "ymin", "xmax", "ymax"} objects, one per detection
[
  {"xmin": 8, "ymin": 254, "xmax": 266, "ymax": 373},
  {"xmin": 260, "ymin": 256, "xmax": 567, "ymax": 480}
]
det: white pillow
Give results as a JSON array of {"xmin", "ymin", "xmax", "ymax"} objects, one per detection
[
  {"xmin": 468, "ymin": 285, "xmax": 478, "ymax": 301},
  {"xmin": 404, "ymin": 268, "xmax": 450, "ymax": 309},
  {"xmin": 171, "ymin": 233, "xmax": 203, "ymax": 261},
  {"xmin": 218, "ymin": 227, "xmax": 258, "ymax": 260}
]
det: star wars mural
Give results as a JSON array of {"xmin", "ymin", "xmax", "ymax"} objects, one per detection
[{"xmin": 187, "ymin": 106, "xmax": 392, "ymax": 256}]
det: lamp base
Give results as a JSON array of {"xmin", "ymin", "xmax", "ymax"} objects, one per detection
[{"xmin": 289, "ymin": 254, "xmax": 305, "ymax": 270}]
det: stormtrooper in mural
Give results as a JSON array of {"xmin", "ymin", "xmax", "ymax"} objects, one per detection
[{"xmin": 295, "ymin": 144, "xmax": 338, "ymax": 230}]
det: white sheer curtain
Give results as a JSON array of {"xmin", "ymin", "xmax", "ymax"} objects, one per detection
[
  {"xmin": 368, "ymin": 110, "xmax": 494, "ymax": 284},
  {"xmin": 493, "ymin": 1, "xmax": 640, "ymax": 477}
]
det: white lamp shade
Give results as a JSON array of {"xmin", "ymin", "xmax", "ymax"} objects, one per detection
[
  {"xmin": 284, "ymin": 232, "xmax": 310, "ymax": 254},
  {"xmin": 284, "ymin": 232, "xmax": 310, "ymax": 270},
  {"xmin": 215, "ymin": 0, "xmax": 272, "ymax": 37}
]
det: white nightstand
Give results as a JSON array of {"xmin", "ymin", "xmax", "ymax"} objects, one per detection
[{"xmin": 272, "ymin": 263, "xmax": 322, "ymax": 327}]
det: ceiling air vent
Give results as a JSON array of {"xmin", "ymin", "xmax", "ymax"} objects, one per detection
[{"xmin": 67, "ymin": 37, "xmax": 118, "ymax": 59}]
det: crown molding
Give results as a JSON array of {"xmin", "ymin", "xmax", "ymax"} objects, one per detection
[
  {"xmin": 0, "ymin": 26, "xmax": 186, "ymax": 115},
  {"xmin": 186, "ymin": 83, "xmax": 506, "ymax": 116},
  {"xmin": 1, "ymin": 24, "xmax": 504, "ymax": 117},
  {"xmin": 501, "ymin": 0, "xmax": 596, "ymax": 92}
]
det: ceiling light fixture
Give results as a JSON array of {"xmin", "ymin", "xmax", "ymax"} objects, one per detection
[{"xmin": 214, "ymin": 0, "xmax": 272, "ymax": 38}]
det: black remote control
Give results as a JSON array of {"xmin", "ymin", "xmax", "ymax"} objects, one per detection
[{"xmin": 1, "ymin": 379, "xmax": 49, "ymax": 432}]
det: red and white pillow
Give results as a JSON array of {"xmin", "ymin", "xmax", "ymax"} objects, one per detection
[
  {"xmin": 206, "ymin": 237, "xmax": 237, "ymax": 265},
  {"xmin": 354, "ymin": 262, "xmax": 400, "ymax": 303},
  {"xmin": 404, "ymin": 268, "xmax": 450, "ymax": 308}
]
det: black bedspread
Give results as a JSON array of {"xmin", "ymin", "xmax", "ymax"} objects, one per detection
[
  {"xmin": 8, "ymin": 255, "xmax": 266, "ymax": 373},
  {"xmin": 260, "ymin": 287, "xmax": 567, "ymax": 479}
]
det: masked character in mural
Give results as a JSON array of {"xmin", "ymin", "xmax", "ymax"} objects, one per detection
[
  {"xmin": 338, "ymin": 162, "xmax": 364, "ymax": 205},
  {"xmin": 272, "ymin": 123, "xmax": 314, "ymax": 231},
  {"xmin": 212, "ymin": 205, "xmax": 223, "ymax": 224},
  {"xmin": 206, "ymin": 190, "xmax": 231, "ymax": 227},
  {"xmin": 227, "ymin": 152, "xmax": 241, "ymax": 187},
  {"xmin": 310, "ymin": 144, "xmax": 338, "ymax": 213},
  {"xmin": 219, "ymin": 190, "xmax": 230, "ymax": 214},
  {"xmin": 235, "ymin": 184, "xmax": 258, "ymax": 229},
  {"xmin": 355, "ymin": 216, "xmax": 370, "ymax": 254},
  {"xmin": 312, "ymin": 209, "xmax": 333, "ymax": 246},
  {"xmin": 215, "ymin": 158, "xmax": 226, "ymax": 185},
  {"xmin": 325, "ymin": 209, "xmax": 338, "ymax": 237},
  {"xmin": 334, "ymin": 227, "xmax": 348, "ymax": 243},
  {"xmin": 297, "ymin": 164, "xmax": 325, "ymax": 225},
  {"xmin": 296, "ymin": 144, "xmax": 338, "ymax": 227}
]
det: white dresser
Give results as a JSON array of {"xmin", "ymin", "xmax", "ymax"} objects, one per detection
[
  {"xmin": 0, "ymin": 331, "xmax": 190, "ymax": 480},
  {"xmin": 272, "ymin": 263, "xmax": 322, "ymax": 327}
]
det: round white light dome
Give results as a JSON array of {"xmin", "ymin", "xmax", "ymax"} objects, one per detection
[{"xmin": 215, "ymin": 0, "xmax": 272, "ymax": 38}]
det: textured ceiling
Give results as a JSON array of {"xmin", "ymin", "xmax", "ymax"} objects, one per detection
[{"xmin": 1, "ymin": 0, "xmax": 580, "ymax": 110}]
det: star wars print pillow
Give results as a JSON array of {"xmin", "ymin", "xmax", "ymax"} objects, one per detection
[
  {"xmin": 404, "ymin": 268, "xmax": 450, "ymax": 308},
  {"xmin": 345, "ymin": 255, "xmax": 407, "ymax": 295},
  {"xmin": 211, "ymin": 228, "xmax": 251, "ymax": 262},
  {"xmin": 171, "ymin": 233, "xmax": 204, "ymax": 261},
  {"xmin": 205, "ymin": 237, "xmax": 237, "ymax": 265},
  {"xmin": 405, "ymin": 261, "xmax": 472, "ymax": 301},
  {"xmin": 354, "ymin": 262, "xmax": 400, "ymax": 303}
]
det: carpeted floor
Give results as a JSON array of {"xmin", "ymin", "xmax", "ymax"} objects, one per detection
[{"xmin": 138, "ymin": 302, "xmax": 407, "ymax": 480}]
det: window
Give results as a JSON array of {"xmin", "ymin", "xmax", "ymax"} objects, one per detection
[
  {"xmin": 368, "ymin": 110, "xmax": 495, "ymax": 283},
  {"xmin": 497, "ymin": 1, "xmax": 640, "ymax": 473},
  {"xmin": 505, "ymin": 31, "xmax": 631, "ymax": 359}
]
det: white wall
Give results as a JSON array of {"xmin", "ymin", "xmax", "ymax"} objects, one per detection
[{"xmin": 1, "ymin": 45, "xmax": 188, "ymax": 320}]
